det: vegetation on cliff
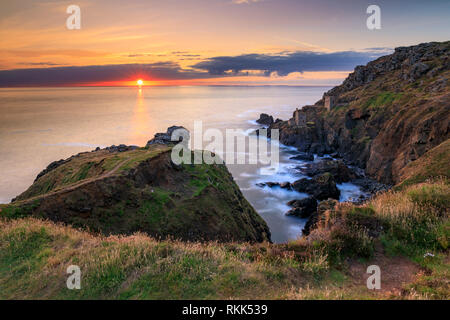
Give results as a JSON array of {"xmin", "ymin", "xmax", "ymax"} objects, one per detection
[
  {"xmin": 1, "ymin": 144, "xmax": 270, "ymax": 243},
  {"xmin": 273, "ymin": 41, "xmax": 449, "ymax": 185},
  {"xmin": 0, "ymin": 176, "xmax": 447, "ymax": 299},
  {"xmin": 1, "ymin": 134, "xmax": 448, "ymax": 299},
  {"xmin": 397, "ymin": 139, "xmax": 450, "ymax": 189}
]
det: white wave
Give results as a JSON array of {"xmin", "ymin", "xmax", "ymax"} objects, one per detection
[{"xmin": 337, "ymin": 182, "xmax": 367, "ymax": 202}]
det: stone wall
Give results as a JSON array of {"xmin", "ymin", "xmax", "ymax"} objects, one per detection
[{"xmin": 324, "ymin": 95, "xmax": 335, "ymax": 111}]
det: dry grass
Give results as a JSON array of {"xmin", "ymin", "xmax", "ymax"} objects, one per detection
[
  {"xmin": 0, "ymin": 217, "xmax": 302, "ymax": 299},
  {"xmin": 369, "ymin": 180, "xmax": 449, "ymax": 253},
  {"xmin": 1, "ymin": 180, "xmax": 448, "ymax": 300},
  {"xmin": 372, "ymin": 180, "xmax": 449, "ymax": 220}
]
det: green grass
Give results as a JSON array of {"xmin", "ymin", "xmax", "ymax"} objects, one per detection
[
  {"xmin": 373, "ymin": 181, "xmax": 449, "ymax": 252},
  {"xmin": 71, "ymin": 162, "xmax": 94, "ymax": 183},
  {"xmin": 138, "ymin": 188, "xmax": 171, "ymax": 225},
  {"xmin": 0, "ymin": 225, "xmax": 53, "ymax": 298},
  {"xmin": 0, "ymin": 219, "xmax": 298, "ymax": 299},
  {"xmin": 329, "ymin": 104, "xmax": 349, "ymax": 114},
  {"xmin": 13, "ymin": 146, "xmax": 171, "ymax": 202},
  {"xmin": 118, "ymin": 252, "xmax": 219, "ymax": 299},
  {"xmin": 406, "ymin": 252, "xmax": 449, "ymax": 299},
  {"xmin": 397, "ymin": 139, "xmax": 450, "ymax": 189},
  {"xmin": 184, "ymin": 160, "xmax": 232, "ymax": 197},
  {"xmin": 1, "ymin": 178, "xmax": 449, "ymax": 301},
  {"xmin": 0, "ymin": 200, "xmax": 41, "ymax": 219},
  {"xmin": 363, "ymin": 92, "xmax": 402, "ymax": 110},
  {"xmin": 101, "ymin": 155, "xmax": 122, "ymax": 172},
  {"xmin": 0, "ymin": 217, "xmax": 379, "ymax": 299},
  {"xmin": 118, "ymin": 148, "xmax": 169, "ymax": 172},
  {"xmin": 407, "ymin": 184, "xmax": 450, "ymax": 212}
]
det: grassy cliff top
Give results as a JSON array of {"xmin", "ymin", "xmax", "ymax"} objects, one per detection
[
  {"xmin": 0, "ymin": 177, "xmax": 448, "ymax": 299},
  {"xmin": 1, "ymin": 144, "xmax": 271, "ymax": 243},
  {"xmin": 397, "ymin": 139, "xmax": 450, "ymax": 189},
  {"xmin": 13, "ymin": 145, "xmax": 170, "ymax": 202}
]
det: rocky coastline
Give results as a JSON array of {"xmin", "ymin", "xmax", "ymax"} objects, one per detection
[
  {"xmin": 253, "ymin": 41, "xmax": 450, "ymax": 235},
  {"xmin": 269, "ymin": 42, "xmax": 450, "ymax": 185},
  {"xmin": 254, "ymin": 127, "xmax": 388, "ymax": 234}
]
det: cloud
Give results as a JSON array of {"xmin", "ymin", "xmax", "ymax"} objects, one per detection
[
  {"xmin": 0, "ymin": 62, "xmax": 209, "ymax": 86},
  {"xmin": 364, "ymin": 47, "xmax": 394, "ymax": 51},
  {"xmin": 0, "ymin": 49, "xmax": 108, "ymax": 58},
  {"xmin": 0, "ymin": 50, "xmax": 389, "ymax": 86},
  {"xmin": 192, "ymin": 50, "xmax": 386, "ymax": 76},
  {"xmin": 17, "ymin": 62, "xmax": 65, "ymax": 66},
  {"xmin": 231, "ymin": 0, "xmax": 263, "ymax": 4},
  {"xmin": 362, "ymin": 47, "xmax": 394, "ymax": 54}
]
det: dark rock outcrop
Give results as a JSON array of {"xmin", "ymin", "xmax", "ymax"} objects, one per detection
[
  {"xmin": 256, "ymin": 113, "xmax": 274, "ymax": 126},
  {"xmin": 34, "ymin": 159, "xmax": 70, "ymax": 183},
  {"xmin": 279, "ymin": 182, "xmax": 292, "ymax": 189},
  {"xmin": 285, "ymin": 197, "xmax": 317, "ymax": 218},
  {"xmin": 256, "ymin": 181, "xmax": 292, "ymax": 190},
  {"xmin": 351, "ymin": 178, "xmax": 390, "ymax": 194},
  {"xmin": 146, "ymin": 126, "xmax": 189, "ymax": 146},
  {"xmin": 291, "ymin": 173, "xmax": 340, "ymax": 200},
  {"xmin": 105, "ymin": 144, "xmax": 139, "ymax": 153},
  {"xmin": 302, "ymin": 199, "xmax": 338, "ymax": 235},
  {"xmin": 299, "ymin": 159, "xmax": 359, "ymax": 183}
]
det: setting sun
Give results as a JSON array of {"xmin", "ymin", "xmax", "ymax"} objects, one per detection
[{"xmin": 137, "ymin": 79, "xmax": 143, "ymax": 86}]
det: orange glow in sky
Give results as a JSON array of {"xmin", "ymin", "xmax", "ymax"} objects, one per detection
[{"xmin": 0, "ymin": 0, "xmax": 448, "ymax": 87}]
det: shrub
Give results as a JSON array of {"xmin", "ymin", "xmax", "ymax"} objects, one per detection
[
  {"xmin": 371, "ymin": 181, "xmax": 449, "ymax": 252},
  {"xmin": 306, "ymin": 205, "xmax": 375, "ymax": 264},
  {"xmin": 301, "ymin": 248, "xmax": 329, "ymax": 275}
]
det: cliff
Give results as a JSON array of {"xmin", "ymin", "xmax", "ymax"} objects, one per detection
[
  {"xmin": 272, "ymin": 41, "xmax": 450, "ymax": 185},
  {"xmin": 3, "ymin": 140, "xmax": 270, "ymax": 243}
]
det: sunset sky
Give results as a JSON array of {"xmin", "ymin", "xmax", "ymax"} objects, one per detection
[{"xmin": 0, "ymin": 0, "xmax": 449, "ymax": 86}]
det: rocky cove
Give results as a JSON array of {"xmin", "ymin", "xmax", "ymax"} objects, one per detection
[
  {"xmin": 242, "ymin": 41, "xmax": 449, "ymax": 243},
  {"xmin": 4, "ymin": 121, "xmax": 382, "ymax": 244},
  {"xmin": 253, "ymin": 113, "xmax": 389, "ymax": 239},
  {"xmin": 247, "ymin": 41, "xmax": 449, "ymax": 241}
]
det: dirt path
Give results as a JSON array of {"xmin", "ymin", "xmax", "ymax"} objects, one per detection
[
  {"xmin": 14, "ymin": 157, "xmax": 132, "ymax": 205},
  {"xmin": 348, "ymin": 243, "xmax": 421, "ymax": 297}
]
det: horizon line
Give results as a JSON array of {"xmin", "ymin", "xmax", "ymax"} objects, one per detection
[{"xmin": 0, "ymin": 84, "xmax": 336, "ymax": 89}]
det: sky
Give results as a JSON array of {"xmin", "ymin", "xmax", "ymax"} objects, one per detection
[{"xmin": 0, "ymin": 0, "xmax": 448, "ymax": 86}]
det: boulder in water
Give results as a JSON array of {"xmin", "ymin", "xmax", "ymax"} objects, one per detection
[
  {"xmin": 292, "ymin": 173, "xmax": 340, "ymax": 200},
  {"xmin": 285, "ymin": 197, "xmax": 317, "ymax": 218},
  {"xmin": 256, "ymin": 113, "xmax": 274, "ymax": 126}
]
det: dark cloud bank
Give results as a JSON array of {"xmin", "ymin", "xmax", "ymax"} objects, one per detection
[
  {"xmin": 193, "ymin": 51, "xmax": 387, "ymax": 76},
  {"xmin": 0, "ymin": 50, "xmax": 388, "ymax": 86},
  {"xmin": 0, "ymin": 62, "xmax": 207, "ymax": 86}
]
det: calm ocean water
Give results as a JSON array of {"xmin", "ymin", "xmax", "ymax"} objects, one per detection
[{"xmin": 0, "ymin": 86, "xmax": 365, "ymax": 242}]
